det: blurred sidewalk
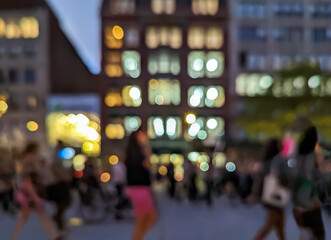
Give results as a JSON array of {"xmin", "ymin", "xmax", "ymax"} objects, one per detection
[{"xmin": 1, "ymin": 193, "xmax": 330, "ymax": 240}]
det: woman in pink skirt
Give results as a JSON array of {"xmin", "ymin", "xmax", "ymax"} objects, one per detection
[{"xmin": 125, "ymin": 130, "xmax": 158, "ymax": 240}]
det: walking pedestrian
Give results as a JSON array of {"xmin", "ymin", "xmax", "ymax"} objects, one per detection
[
  {"xmin": 292, "ymin": 126, "xmax": 325, "ymax": 240},
  {"xmin": 125, "ymin": 130, "xmax": 158, "ymax": 240},
  {"xmin": 254, "ymin": 138, "xmax": 286, "ymax": 240},
  {"xmin": 11, "ymin": 142, "xmax": 61, "ymax": 240}
]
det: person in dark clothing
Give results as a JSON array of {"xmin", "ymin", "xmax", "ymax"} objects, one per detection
[
  {"xmin": 254, "ymin": 138, "xmax": 286, "ymax": 240},
  {"xmin": 292, "ymin": 126, "xmax": 325, "ymax": 240},
  {"xmin": 125, "ymin": 130, "xmax": 157, "ymax": 240}
]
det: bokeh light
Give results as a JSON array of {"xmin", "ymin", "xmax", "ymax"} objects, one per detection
[
  {"xmin": 26, "ymin": 121, "xmax": 39, "ymax": 132},
  {"xmin": 100, "ymin": 172, "xmax": 111, "ymax": 183},
  {"xmin": 109, "ymin": 155, "xmax": 119, "ymax": 165},
  {"xmin": 112, "ymin": 26, "xmax": 124, "ymax": 40}
]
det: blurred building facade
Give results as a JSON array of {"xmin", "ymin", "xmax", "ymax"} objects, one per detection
[
  {"xmin": 100, "ymin": 0, "xmax": 229, "ymax": 167},
  {"xmin": 0, "ymin": 0, "xmax": 99, "ymax": 156},
  {"xmin": 228, "ymin": 0, "xmax": 331, "ymax": 143}
]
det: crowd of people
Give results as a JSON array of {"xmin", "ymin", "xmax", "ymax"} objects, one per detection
[{"xmin": 0, "ymin": 125, "xmax": 330, "ymax": 240}]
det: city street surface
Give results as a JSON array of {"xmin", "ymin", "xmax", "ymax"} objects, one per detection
[{"xmin": 1, "ymin": 192, "xmax": 330, "ymax": 240}]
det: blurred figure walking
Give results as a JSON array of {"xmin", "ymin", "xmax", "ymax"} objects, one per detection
[
  {"xmin": 112, "ymin": 157, "xmax": 127, "ymax": 220},
  {"xmin": 125, "ymin": 130, "xmax": 158, "ymax": 240},
  {"xmin": 292, "ymin": 126, "xmax": 325, "ymax": 240},
  {"xmin": 47, "ymin": 140, "xmax": 72, "ymax": 233},
  {"xmin": 11, "ymin": 142, "xmax": 61, "ymax": 240},
  {"xmin": 254, "ymin": 138, "xmax": 286, "ymax": 240}
]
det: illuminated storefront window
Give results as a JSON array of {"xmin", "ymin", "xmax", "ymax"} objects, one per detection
[
  {"xmin": 192, "ymin": 0, "xmax": 219, "ymax": 16},
  {"xmin": 185, "ymin": 116, "xmax": 224, "ymax": 140},
  {"xmin": 188, "ymin": 27, "xmax": 224, "ymax": 49},
  {"xmin": 148, "ymin": 79, "xmax": 181, "ymax": 105},
  {"xmin": 151, "ymin": 0, "xmax": 176, "ymax": 15},
  {"xmin": 146, "ymin": 26, "xmax": 182, "ymax": 49},
  {"xmin": 188, "ymin": 51, "xmax": 224, "ymax": 78},
  {"xmin": 47, "ymin": 112, "xmax": 101, "ymax": 156},
  {"xmin": 0, "ymin": 17, "xmax": 39, "ymax": 39},
  {"xmin": 105, "ymin": 116, "xmax": 141, "ymax": 139},
  {"xmin": 148, "ymin": 116, "xmax": 182, "ymax": 139},
  {"xmin": 188, "ymin": 86, "xmax": 225, "ymax": 108},
  {"xmin": 110, "ymin": 0, "xmax": 135, "ymax": 14},
  {"xmin": 105, "ymin": 85, "xmax": 142, "ymax": 107},
  {"xmin": 105, "ymin": 51, "xmax": 141, "ymax": 78},
  {"xmin": 148, "ymin": 50, "xmax": 180, "ymax": 75}
]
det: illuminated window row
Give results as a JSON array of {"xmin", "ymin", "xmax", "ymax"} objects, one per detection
[
  {"xmin": 105, "ymin": 50, "xmax": 224, "ymax": 78},
  {"xmin": 105, "ymin": 115, "xmax": 225, "ymax": 141},
  {"xmin": 109, "ymin": 0, "xmax": 219, "ymax": 16},
  {"xmin": 0, "ymin": 17, "xmax": 39, "ymax": 39},
  {"xmin": 146, "ymin": 26, "xmax": 182, "ymax": 49},
  {"xmin": 236, "ymin": 74, "xmax": 331, "ymax": 97},
  {"xmin": 105, "ymin": 84, "xmax": 225, "ymax": 107}
]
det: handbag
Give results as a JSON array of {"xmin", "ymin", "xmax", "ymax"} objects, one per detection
[{"xmin": 262, "ymin": 173, "xmax": 291, "ymax": 208}]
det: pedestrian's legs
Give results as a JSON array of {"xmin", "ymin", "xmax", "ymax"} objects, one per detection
[
  {"xmin": 11, "ymin": 208, "xmax": 30, "ymax": 240},
  {"xmin": 274, "ymin": 209, "xmax": 285, "ymax": 240},
  {"xmin": 254, "ymin": 209, "xmax": 277, "ymax": 240},
  {"xmin": 132, "ymin": 215, "xmax": 147, "ymax": 240},
  {"xmin": 35, "ymin": 208, "xmax": 59, "ymax": 240},
  {"xmin": 141, "ymin": 208, "xmax": 158, "ymax": 237}
]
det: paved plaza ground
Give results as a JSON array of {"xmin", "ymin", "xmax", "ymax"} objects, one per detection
[{"xmin": 1, "ymin": 193, "xmax": 330, "ymax": 240}]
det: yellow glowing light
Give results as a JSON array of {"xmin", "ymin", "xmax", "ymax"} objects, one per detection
[
  {"xmin": 109, "ymin": 155, "xmax": 119, "ymax": 165},
  {"xmin": 112, "ymin": 26, "xmax": 124, "ymax": 40},
  {"xmin": 82, "ymin": 142, "xmax": 93, "ymax": 151},
  {"xmin": 0, "ymin": 18, "xmax": 5, "ymax": 37},
  {"xmin": 158, "ymin": 166, "xmax": 168, "ymax": 176},
  {"xmin": 0, "ymin": 100, "xmax": 8, "ymax": 113},
  {"xmin": 100, "ymin": 172, "xmax": 111, "ymax": 183},
  {"xmin": 174, "ymin": 172, "xmax": 184, "ymax": 182},
  {"xmin": 185, "ymin": 113, "xmax": 196, "ymax": 124},
  {"xmin": 67, "ymin": 114, "xmax": 77, "ymax": 124},
  {"xmin": 56, "ymin": 113, "xmax": 67, "ymax": 124},
  {"xmin": 27, "ymin": 121, "xmax": 38, "ymax": 132},
  {"xmin": 105, "ymin": 124, "xmax": 125, "ymax": 139},
  {"xmin": 73, "ymin": 154, "xmax": 86, "ymax": 171}
]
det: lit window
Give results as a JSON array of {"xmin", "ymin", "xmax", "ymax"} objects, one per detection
[
  {"xmin": 105, "ymin": 88, "xmax": 123, "ymax": 107},
  {"xmin": 192, "ymin": 0, "xmax": 219, "ymax": 16},
  {"xmin": 188, "ymin": 27, "xmax": 224, "ymax": 49},
  {"xmin": 188, "ymin": 86, "xmax": 225, "ymax": 108},
  {"xmin": 105, "ymin": 85, "xmax": 142, "ymax": 107},
  {"xmin": 110, "ymin": 0, "xmax": 135, "ymax": 14},
  {"xmin": 0, "ymin": 18, "xmax": 5, "ymax": 38},
  {"xmin": 186, "ymin": 116, "xmax": 224, "ymax": 140},
  {"xmin": 105, "ymin": 121, "xmax": 125, "ymax": 139},
  {"xmin": 105, "ymin": 51, "xmax": 141, "ymax": 78},
  {"xmin": 148, "ymin": 79, "xmax": 181, "ymax": 105},
  {"xmin": 148, "ymin": 50, "xmax": 180, "ymax": 75},
  {"xmin": 125, "ymin": 27, "xmax": 139, "ymax": 48},
  {"xmin": 25, "ymin": 69, "xmax": 36, "ymax": 84},
  {"xmin": 105, "ymin": 52, "xmax": 123, "ymax": 77},
  {"xmin": 188, "ymin": 51, "xmax": 224, "ymax": 78},
  {"xmin": 105, "ymin": 26, "xmax": 123, "ymax": 49},
  {"xmin": 152, "ymin": 0, "xmax": 176, "ymax": 14},
  {"xmin": 122, "ymin": 51, "xmax": 141, "ymax": 78},
  {"xmin": 146, "ymin": 26, "xmax": 182, "ymax": 49},
  {"xmin": 20, "ymin": 17, "xmax": 39, "ymax": 38},
  {"xmin": 122, "ymin": 85, "xmax": 142, "ymax": 107},
  {"xmin": 124, "ymin": 116, "xmax": 142, "ymax": 133},
  {"xmin": 148, "ymin": 116, "xmax": 182, "ymax": 139}
]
